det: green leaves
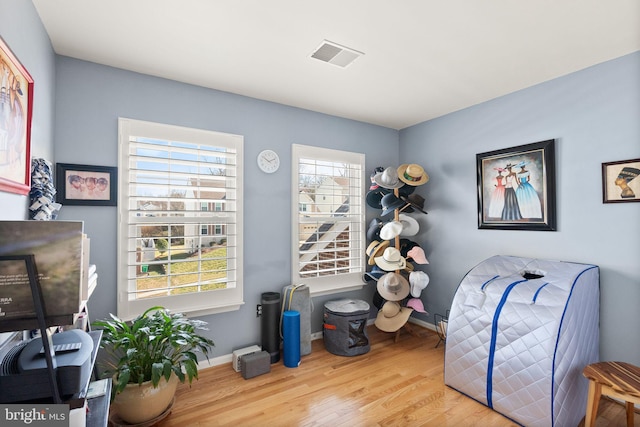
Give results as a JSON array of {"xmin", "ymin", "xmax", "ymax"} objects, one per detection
[
  {"xmin": 115, "ymin": 368, "xmax": 131, "ymax": 395},
  {"xmin": 93, "ymin": 306, "xmax": 215, "ymax": 397},
  {"xmin": 151, "ymin": 362, "xmax": 164, "ymax": 387}
]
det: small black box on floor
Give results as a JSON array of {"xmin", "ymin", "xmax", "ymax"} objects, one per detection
[
  {"xmin": 241, "ymin": 350, "xmax": 271, "ymax": 379},
  {"xmin": 323, "ymin": 299, "xmax": 370, "ymax": 357}
]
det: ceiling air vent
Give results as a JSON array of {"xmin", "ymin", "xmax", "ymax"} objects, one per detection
[{"xmin": 310, "ymin": 40, "xmax": 363, "ymax": 68}]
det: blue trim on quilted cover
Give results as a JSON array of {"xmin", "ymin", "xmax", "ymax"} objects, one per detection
[
  {"xmin": 532, "ymin": 282, "xmax": 549, "ymax": 303},
  {"xmin": 486, "ymin": 279, "xmax": 527, "ymax": 409},
  {"xmin": 481, "ymin": 275, "xmax": 500, "ymax": 291},
  {"xmin": 550, "ymin": 265, "xmax": 598, "ymax": 426}
]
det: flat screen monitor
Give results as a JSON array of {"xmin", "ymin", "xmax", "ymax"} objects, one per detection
[{"xmin": 0, "ymin": 221, "xmax": 85, "ymax": 333}]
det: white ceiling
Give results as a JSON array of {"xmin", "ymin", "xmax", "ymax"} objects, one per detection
[{"xmin": 32, "ymin": 0, "xmax": 640, "ymax": 130}]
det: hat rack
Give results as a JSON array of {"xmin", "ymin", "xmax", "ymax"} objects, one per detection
[
  {"xmin": 367, "ymin": 164, "xmax": 430, "ymax": 342},
  {"xmin": 391, "ymin": 186, "xmax": 419, "ymax": 342}
]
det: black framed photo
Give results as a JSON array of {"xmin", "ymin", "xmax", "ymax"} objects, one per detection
[
  {"xmin": 602, "ymin": 158, "xmax": 640, "ymax": 203},
  {"xmin": 56, "ymin": 163, "xmax": 117, "ymax": 206},
  {"xmin": 476, "ymin": 139, "xmax": 556, "ymax": 231}
]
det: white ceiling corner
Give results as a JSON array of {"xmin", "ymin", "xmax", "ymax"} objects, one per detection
[{"xmin": 31, "ymin": 0, "xmax": 640, "ymax": 130}]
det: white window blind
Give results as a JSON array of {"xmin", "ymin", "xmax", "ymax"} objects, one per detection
[
  {"xmin": 291, "ymin": 144, "xmax": 366, "ymax": 295},
  {"xmin": 117, "ymin": 118, "xmax": 243, "ymax": 319}
]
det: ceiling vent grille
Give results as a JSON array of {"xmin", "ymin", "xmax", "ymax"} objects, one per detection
[{"xmin": 310, "ymin": 40, "xmax": 363, "ymax": 68}]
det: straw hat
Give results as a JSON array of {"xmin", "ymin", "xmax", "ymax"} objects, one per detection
[
  {"xmin": 366, "ymin": 240, "xmax": 389, "ymax": 266},
  {"xmin": 397, "ymin": 164, "xmax": 429, "ymax": 186},
  {"xmin": 374, "ymin": 301, "xmax": 413, "ymax": 332}
]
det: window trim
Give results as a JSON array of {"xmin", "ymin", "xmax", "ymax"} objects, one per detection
[
  {"xmin": 291, "ymin": 144, "xmax": 366, "ymax": 296},
  {"xmin": 117, "ymin": 118, "xmax": 244, "ymax": 320}
]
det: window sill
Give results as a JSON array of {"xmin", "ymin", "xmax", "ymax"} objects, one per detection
[
  {"xmin": 183, "ymin": 302, "xmax": 244, "ymax": 318},
  {"xmin": 308, "ymin": 282, "xmax": 365, "ymax": 297}
]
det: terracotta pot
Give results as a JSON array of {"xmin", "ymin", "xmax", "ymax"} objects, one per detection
[{"xmin": 112, "ymin": 374, "xmax": 179, "ymax": 424}]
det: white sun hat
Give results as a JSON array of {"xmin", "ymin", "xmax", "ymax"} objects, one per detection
[
  {"xmin": 398, "ymin": 214, "xmax": 419, "ymax": 237},
  {"xmin": 374, "ymin": 247, "xmax": 407, "ymax": 272}
]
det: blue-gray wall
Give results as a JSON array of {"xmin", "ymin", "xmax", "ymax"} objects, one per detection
[
  {"xmin": 401, "ymin": 52, "xmax": 640, "ymax": 365},
  {"xmin": 0, "ymin": 0, "xmax": 56, "ymax": 219},
  {"xmin": 1, "ymin": 0, "xmax": 638, "ymax": 366},
  {"xmin": 51, "ymin": 57, "xmax": 397, "ymax": 357}
]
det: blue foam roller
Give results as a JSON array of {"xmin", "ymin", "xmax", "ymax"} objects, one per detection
[{"xmin": 283, "ymin": 310, "xmax": 301, "ymax": 368}]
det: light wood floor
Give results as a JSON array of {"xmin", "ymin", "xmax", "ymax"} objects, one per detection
[{"xmin": 158, "ymin": 325, "xmax": 637, "ymax": 427}]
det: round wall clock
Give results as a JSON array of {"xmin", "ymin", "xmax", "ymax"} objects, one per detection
[{"xmin": 257, "ymin": 149, "xmax": 280, "ymax": 173}]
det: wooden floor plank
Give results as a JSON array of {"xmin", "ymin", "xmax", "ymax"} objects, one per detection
[{"xmin": 153, "ymin": 325, "xmax": 637, "ymax": 426}]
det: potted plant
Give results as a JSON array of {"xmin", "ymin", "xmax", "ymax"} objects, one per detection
[{"xmin": 93, "ymin": 306, "xmax": 215, "ymax": 424}]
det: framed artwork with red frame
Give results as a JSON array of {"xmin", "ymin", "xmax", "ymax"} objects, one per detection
[{"xmin": 0, "ymin": 36, "xmax": 34, "ymax": 195}]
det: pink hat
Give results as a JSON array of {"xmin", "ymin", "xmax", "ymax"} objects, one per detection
[
  {"xmin": 407, "ymin": 246, "xmax": 429, "ymax": 264},
  {"xmin": 406, "ymin": 298, "xmax": 427, "ymax": 314}
]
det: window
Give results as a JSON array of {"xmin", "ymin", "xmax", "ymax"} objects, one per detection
[
  {"xmin": 117, "ymin": 118, "xmax": 243, "ymax": 320},
  {"xmin": 292, "ymin": 144, "xmax": 366, "ymax": 295}
]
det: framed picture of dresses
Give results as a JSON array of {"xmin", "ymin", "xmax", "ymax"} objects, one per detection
[
  {"xmin": 0, "ymin": 36, "xmax": 34, "ymax": 196},
  {"xmin": 476, "ymin": 139, "xmax": 556, "ymax": 231},
  {"xmin": 602, "ymin": 158, "xmax": 640, "ymax": 203}
]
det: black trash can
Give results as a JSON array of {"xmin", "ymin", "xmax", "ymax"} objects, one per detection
[{"xmin": 323, "ymin": 299, "xmax": 370, "ymax": 356}]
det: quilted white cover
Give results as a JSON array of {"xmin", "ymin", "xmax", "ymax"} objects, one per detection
[{"xmin": 444, "ymin": 255, "xmax": 599, "ymax": 427}]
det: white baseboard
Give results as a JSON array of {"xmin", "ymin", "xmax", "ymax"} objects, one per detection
[
  {"xmin": 198, "ymin": 353, "xmax": 232, "ymax": 370},
  {"xmin": 200, "ymin": 317, "xmax": 438, "ymax": 371},
  {"xmin": 408, "ymin": 317, "xmax": 437, "ymax": 332}
]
